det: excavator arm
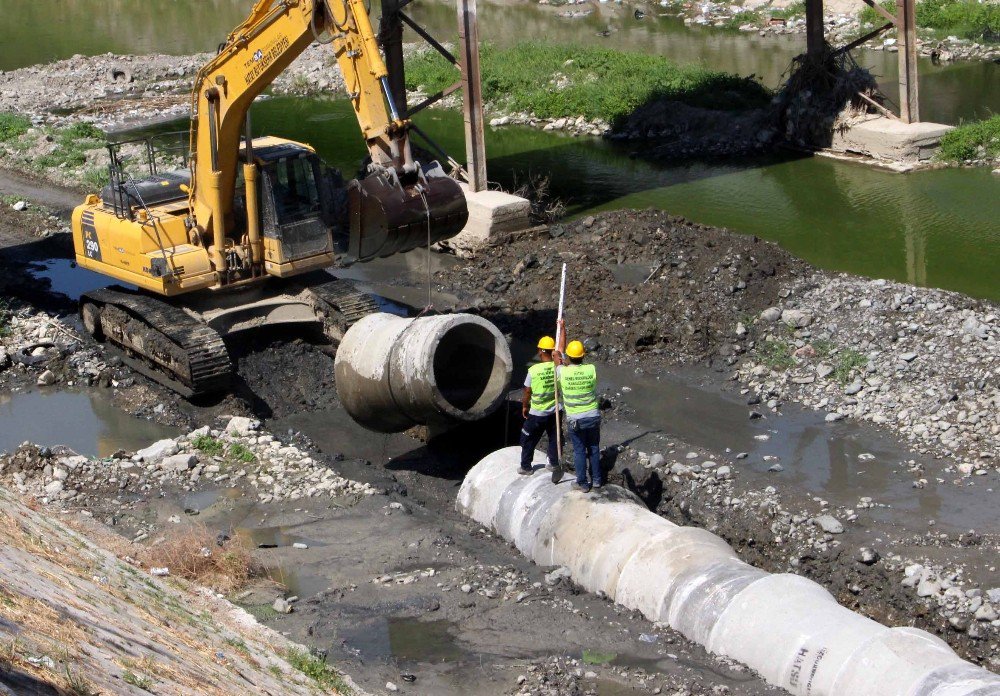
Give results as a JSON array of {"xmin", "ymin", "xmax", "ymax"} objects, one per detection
[{"xmin": 188, "ymin": 0, "xmax": 461, "ymax": 275}]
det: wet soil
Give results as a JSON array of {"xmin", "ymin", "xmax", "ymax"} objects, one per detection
[{"xmin": 1, "ymin": 177, "xmax": 998, "ymax": 689}]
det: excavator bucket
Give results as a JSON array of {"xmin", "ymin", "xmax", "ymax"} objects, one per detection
[{"xmin": 347, "ymin": 160, "xmax": 468, "ymax": 263}]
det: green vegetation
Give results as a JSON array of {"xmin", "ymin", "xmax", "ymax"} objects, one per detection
[
  {"xmin": 769, "ymin": 1, "xmax": 807, "ymax": 19},
  {"xmin": 121, "ymin": 670, "xmax": 153, "ymax": 691},
  {"xmin": 582, "ymin": 649, "xmax": 618, "ymax": 665},
  {"xmin": 724, "ymin": 10, "xmax": 762, "ymax": 30},
  {"xmin": 405, "ymin": 44, "xmax": 772, "ymax": 126},
  {"xmin": 36, "ymin": 122, "xmax": 106, "ymax": 170},
  {"xmin": 192, "ymin": 435, "xmax": 224, "ymax": 456},
  {"xmin": 860, "ymin": 0, "xmax": 1000, "ymax": 40},
  {"xmin": 0, "ymin": 113, "xmax": 30, "ymax": 142},
  {"xmin": 224, "ymin": 637, "xmax": 252, "ymax": 657},
  {"xmin": 0, "ymin": 299, "xmax": 13, "ymax": 338},
  {"xmin": 81, "ymin": 167, "xmax": 110, "ymax": 190},
  {"xmin": 937, "ymin": 114, "xmax": 1000, "ymax": 161},
  {"xmin": 758, "ymin": 336, "xmax": 796, "ymax": 370},
  {"xmin": 228, "ymin": 443, "xmax": 256, "ymax": 464},
  {"xmin": 834, "ymin": 348, "xmax": 868, "ymax": 383},
  {"xmin": 283, "ymin": 648, "xmax": 351, "ymax": 693},
  {"xmin": 65, "ymin": 666, "xmax": 100, "ymax": 696}
]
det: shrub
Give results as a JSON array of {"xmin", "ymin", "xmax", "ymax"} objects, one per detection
[
  {"xmin": 937, "ymin": 115, "xmax": 1000, "ymax": 162},
  {"xmin": 860, "ymin": 0, "xmax": 1000, "ymax": 39},
  {"xmin": 191, "ymin": 434, "xmax": 224, "ymax": 456},
  {"xmin": 284, "ymin": 648, "xmax": 351, "ymax": 693},
  {"xmin": 228, "ymin": 443, "xmax": 255, "ymax": 463},
  {"xmin": 141, "ymin": 525, "xmax": 260, "ymax": 593}
]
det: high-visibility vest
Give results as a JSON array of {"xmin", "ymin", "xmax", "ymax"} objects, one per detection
[
  {"xmin": 527, "ymin": 362, "xmax": 556, "ymax": 411},
  {"xmin": 559, "ymin": 363, "xmax": 598, "ymax": 415}
]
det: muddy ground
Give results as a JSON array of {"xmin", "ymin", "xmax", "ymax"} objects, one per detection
[{"xmin": 1, "ymin": 175, "xmax": 998, "ymax": 694}]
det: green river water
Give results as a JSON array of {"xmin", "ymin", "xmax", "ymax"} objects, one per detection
[{"xmin": 1, "ymin": 0, "xmax": 998, "ymax": 299}]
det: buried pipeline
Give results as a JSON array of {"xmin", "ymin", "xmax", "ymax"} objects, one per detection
[
  {"xmin": 458, "ymin": 447, "xmax": 1000, "ymax": 696},
  {"xmin": 334, "ymin": 312, "xmax": 513, "ymax": 433}
]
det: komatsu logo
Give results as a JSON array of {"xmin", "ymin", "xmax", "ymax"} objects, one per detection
[{"xmin": 243, "ymin": 35, "xmax": 290, "ymax": 85}]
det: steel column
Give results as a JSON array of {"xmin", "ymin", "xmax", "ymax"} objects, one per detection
[
  {"xmin": 457, "ymin": 0, "xmax": 487, "ymax": 192},
  {"xmin": 379, "ymin": 0, "xmax": 408, "ymax": 115},
  {"xmin": 805, "ymin": 0, "xmax": 825, "ymax": 56},
  {"xmin": 896, "ymin": 0, "xmax": 919, "ymax": 123}
]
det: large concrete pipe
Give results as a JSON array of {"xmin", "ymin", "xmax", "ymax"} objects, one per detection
[
  {"xmin": 458, "ymin": 447, "xmax": 1000, "ymax": 696},
  {"xmin": 334, "ymin": 312, "xmax": 512, "ymax": 432}
]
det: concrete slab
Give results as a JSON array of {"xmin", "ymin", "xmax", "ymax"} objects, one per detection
[
  {"xmin": 449, "ymin": 184, "xmax": 532, "ymax": 252},
  {"xmin": 828, "ymin": 116, "xmax": 953, "ymax": 164}
]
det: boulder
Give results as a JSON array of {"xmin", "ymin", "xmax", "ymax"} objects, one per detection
[{"xmin": 135, "ymin": 439, "xmax": 179, "ymax": 463}]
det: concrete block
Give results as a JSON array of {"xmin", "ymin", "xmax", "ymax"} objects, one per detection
[
  {"xmin": 829, "ymin": 117, "xmax": 954, "ymax": 163},
  {"xmin": 450, "ymin": 184, "xmax": 532, "ymax": 250}
]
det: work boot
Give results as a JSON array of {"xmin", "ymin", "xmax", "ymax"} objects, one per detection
[
  {"xmin": 572, "ymin": 482, "xmax": 591, "ymax": 493},
  {"xmin": 518, "ymin": 467, "xmax": 533, "ymax": 476},
  {"xmin": 592, "ymin": 481, "xmax": 604, "ymax": 490},
  {"xmin": 547, "ymin": 464, "xmax": 564, "ymax": 484}
]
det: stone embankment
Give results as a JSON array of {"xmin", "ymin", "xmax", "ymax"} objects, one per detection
[{"xmin": 0, "ymin": 484, "xmax": 360, "ymax": 695}]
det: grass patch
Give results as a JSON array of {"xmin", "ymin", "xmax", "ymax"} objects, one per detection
[
  {"xmin": 228, "ymin": 443, "xmax": 256, "ymax": 464},
  {"xmin": 141, "ymin": 524, "xmax": 261, "ymax": 593},
  {"xmin": 81, "ymin": 167, "xmax": 110, "ymax": 190},
  {"xmin": 757, "ymin": 336, "xmax": 796, "ymax": 370},
  {"xmin": 405, "ymin": 43, "xmax": 772, "ymax": 126},
  {"xmin": 192, "ymin": 434, "xmax": 224, "ymax": 456},
  {"xmin": 65, "ymin": 666, "xmax": 99, "ymax": 696},
  {"xmin": 937, "ymin": 115, "xmax": 1000, "ymax": 162},
  {"xmin": 860, "ymin": 0, "xmax": 1000, "ymax": 40},
  {"xmin": 224, "ymin": 636, "xmax": 252, "ymax": 658},
  {"xmin": 834, "ymin": 348, "xmax": 868, "ymax": 383},
  {"xmin": 724, "ymin": 9, "xmax": 762, "ymax": 30},
  {"xmin": 0, "ymin": 113, "xmax": 30, "ymax": 142},
  {"xmin": 284, "ymin": 648, "xmax": 351, "ymax": 693},
  {"xmin": 235, "ymin": 601, "xmax": 281, "ymax": 622},
  {"xmin": 769, "ymin": 1, "xmax": 807, "ymax": 20},
  {"xmin": 122, "ymin": 669, "xmax": 153, "ymax": 691},
  {"xmin": 35, "ymin": 122, "xmax": 106, "ymax": 171}
]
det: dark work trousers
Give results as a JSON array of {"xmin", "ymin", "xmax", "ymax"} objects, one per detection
[
  {"xmin": 568, "ymin": 416, "xmax": 601, "ymax": 485},
  {"xmin": 519, "ymin": 412, "xmax": 559, "ymax": 470}
]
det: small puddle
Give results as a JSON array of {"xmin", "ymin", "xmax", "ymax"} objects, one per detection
[
  {"xmin": 389, "ymin": 618, "xmax": 465, "ymax": 664},
  {"xmin": 0, "ymin": 389, "xmax": 178, "ymax": 457},
  {"xmin": 181, "ymin": 487, "xmax": 245, "ymax": 513},
  {"xmin": 264, "ymin": 565, "xmax": 332, "ymax": 599},
  {"xmin": 235, "ymin": 524, "xmax": 326, "ymax": 549},
  {"xmin": 27, "ymin": 258, "xmax": 127, "ymax": 301}
]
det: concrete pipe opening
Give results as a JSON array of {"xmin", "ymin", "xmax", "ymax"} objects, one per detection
[{"xmin": 335, "ymin": 312, "xmax": 512, "ymax": 433}]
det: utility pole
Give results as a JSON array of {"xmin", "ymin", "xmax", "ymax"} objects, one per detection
[
  {"xmin": 805, "ymin": 0, "xmax": 825, "ymax": 56},
  {"xmin": 897, "ymin": 0, "xmax": 919, "ymax": 123}
]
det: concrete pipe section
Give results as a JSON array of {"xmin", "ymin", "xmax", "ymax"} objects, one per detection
[
  {"xmin": 458, "ymin": 447, "xmax": 1000, "ymax": 696},
  {"xmin": 334, "ymin": 312, "xmax": 513, "ymax": 433}
]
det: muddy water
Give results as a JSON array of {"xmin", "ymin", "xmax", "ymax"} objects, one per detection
[{"xmin": 0, "ymin": 389, "xmax": 178, "ymax": 457}]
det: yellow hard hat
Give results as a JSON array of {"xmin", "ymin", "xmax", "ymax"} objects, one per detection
[
  {"xmin": 566, "ymin": 340, "xmax": 586, "ymax": 359},
  {"xmin": 537, "ymin": 336, "xmax": 556, "ymax": 351}
]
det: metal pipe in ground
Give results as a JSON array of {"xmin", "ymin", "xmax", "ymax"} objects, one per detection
[
  {"xmin": 334, "ymin": 312, "xmax": 513, "ymax": 433},
  {"xmin": 457, "ymin": 446, "xmax": 1000, "ymax": 696}
]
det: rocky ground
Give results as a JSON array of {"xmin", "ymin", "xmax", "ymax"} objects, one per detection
[
  {"xmin": 655, "ymin": 0, "xmax": 1000, "ymax": 63},
  {"xmin": 1, "ymin": 182, "xmax": 998, "ymax": 690}
]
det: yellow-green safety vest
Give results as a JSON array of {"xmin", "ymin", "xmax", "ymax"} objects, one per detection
[
  {"xmin": 559, "ymin": 364, "xmax": 598, "ymax": 415},
  {"xmin": 527, "ymin": 362, "xmax": 556, "ymax": 411}
]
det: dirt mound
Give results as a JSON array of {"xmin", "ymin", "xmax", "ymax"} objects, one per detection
[
  {"xmin": 233, "ymin": 333, "xmax": 340, "ymax": 419},
  {"xmin": 438, "ymin": 210, "xmax": 808, "ymax": 368}
]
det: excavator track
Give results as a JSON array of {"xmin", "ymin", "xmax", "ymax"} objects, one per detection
[
  {"xmin": 303, "ymin": 276, "xmax": 381, "ymax": 341},
  {"xmin": 81, "ymin": 287, "xmax": 232, "ymax": 398}
]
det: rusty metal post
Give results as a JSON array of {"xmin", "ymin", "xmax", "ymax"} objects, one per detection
[
  {"xmin": 379, "ymin": 0, "xmax": 408, "ymax": 114},
  {"xmin": 805, "ymin": 0, "xmax": 825, "ymax": 56},
  {"xmin": 457, "ymin": 0, "xmax": 487, "ymax": 192},
  {"xmin": 897, "ymin": 0, "xmax": 919, "ymax": 123}
]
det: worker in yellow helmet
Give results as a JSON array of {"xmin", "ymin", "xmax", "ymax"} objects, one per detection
[
  {"xmin": 519, "ymin": 335, "xmax": 562, "ymax": 480},
  {"xmin": 557, "ymin": 339, "xmax": 601, "ymax": 492}
]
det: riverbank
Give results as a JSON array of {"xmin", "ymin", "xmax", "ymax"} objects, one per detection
[{"xmin": 657, "ymin": 0, "xmax": 1000, "ymax": 64}]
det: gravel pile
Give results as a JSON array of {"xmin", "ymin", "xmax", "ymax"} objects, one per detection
[
  {"xmin": 0, "ymin": 417, "xmax": 376, "ymax": 509},
  {"xmin": 739, "ymin": 273, "xmax": 999, "ymax": 476}
]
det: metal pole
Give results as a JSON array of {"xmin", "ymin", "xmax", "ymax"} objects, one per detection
[
  {"xmin": 897, "ymin": 0, "xmax": 919, "ymax": 123},
  {"xmin": 553, "ymin": 263, "xmax": 567, "ymax": 465},
  {"xmin": 378, "ymin": 0, "xmax": 408, "ymax": 115},
  {"xmin": 805, "ymin": 0, "xmax": 825, "ymax": 57},
  {"xmin": 457, "ymin": 0, "xmax": 487, "ymax": 191}
]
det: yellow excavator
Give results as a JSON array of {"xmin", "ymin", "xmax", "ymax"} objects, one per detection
[{"xmin": 70, "ymin": 0, "xmax": 468, "ymax": 396}]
